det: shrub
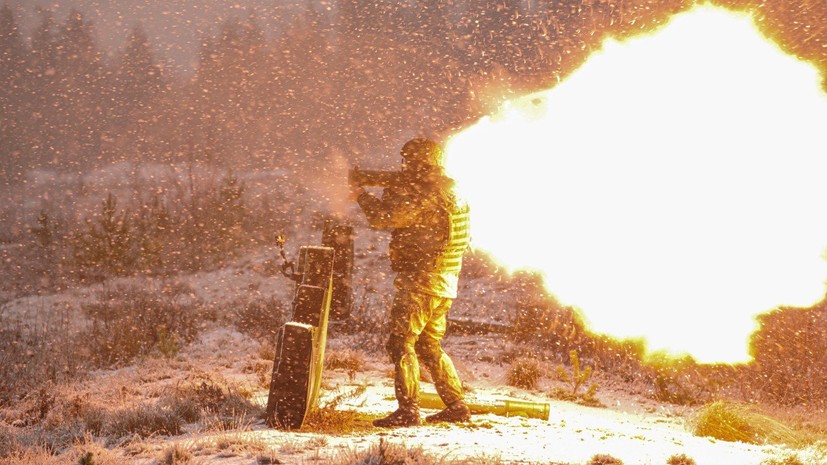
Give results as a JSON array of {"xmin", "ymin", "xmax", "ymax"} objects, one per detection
[
  {"xmin": 73, "ymin": 193, "xmax": 138, "ymax": 278},
  {"xmin": 71, "ymin": 438, "xmax": 122, "ymax": 465},
  {"xmin": 507, "ymin": 356, "xmax": 542, "ymax": 390},
  {"xmin": 550, "ymin": 350, "xmax": 602, "ymax": 407},
  {"xmin": 667, "ymin": 453, "xmax": 696, "ymax": 465},
  {"xmin": 691, "ymin": 401, "xmax": 799, "ymax": 445},
  {"xmin": 325, "ymin": 349, "xmax": 365, "ymax": 381},
  {"xmin": 588, "ymin": 454, "xmax": 624, "ymax": 465},
  {"xmin": 159, "ymin": 444, "xmax": 194, "ymax": 465},
  {"xmin": 751, "ymin": 304, "xmax": 827, "ymax": 407},
  {"xmin": 301, "ymin": 385, "xmax": 372, "ymax": 435},
  {"xmin": 160, "ymin": 373, "xmax": 262, "ymax": 425},
  {"xmin": 0, "ymin": 312, "xmax": 83, "ymax": 410},
  {"xmin": 333, "ymin": 439, "xmax": 437, "ymax": 465},
  {"xmin": 105, "ymin": 404, "xmax": 183, "ymax": 438},
  {"xmin": 233, "ymin": 296, "xmax": 287, "ymax": 339},
  {"xmin": 341, "ymin": 286, "xmax": 391, "ymax": 351},
  {"xmin": 0, "ymin": 425, "xmax": 17, "ymax": 458},
  {"xmin": 82, "ymin": 283, "xmax": 211, "ymax": 366},
  {"xmin": 760, "ymin": 455, "xmax": 805, "ymax": 465}
]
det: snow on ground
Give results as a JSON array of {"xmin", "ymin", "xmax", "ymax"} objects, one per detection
[
  {"xmin": 164, "ymin": 328, "xmax": 820, "ymax": 465},
  {"xmin": 4, "ymin": 235, "xmax": 825, "ymax": 464}
]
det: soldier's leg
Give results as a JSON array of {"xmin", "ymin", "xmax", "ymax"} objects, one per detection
[
  {"xmin": 378, "ymin": 290, "xmax": 429, "ymax": 426},
  {"xmin": 415, "ymin": 297, "xmax": 465, "ymax": 408}
]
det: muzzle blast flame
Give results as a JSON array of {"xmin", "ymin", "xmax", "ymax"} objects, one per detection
[{"xmin": 445, "ymin": 6, "xmax": 827, "ymax": 364}]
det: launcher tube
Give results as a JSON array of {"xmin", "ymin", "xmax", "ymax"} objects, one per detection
[{"xmin": 419, "ymin": 392, "xmax": 550, "ymax": 420}]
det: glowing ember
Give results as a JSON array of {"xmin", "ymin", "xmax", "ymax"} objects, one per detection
[{"xmin": 445, "ymin": 6, "xmax": 827, "ymax": 364}]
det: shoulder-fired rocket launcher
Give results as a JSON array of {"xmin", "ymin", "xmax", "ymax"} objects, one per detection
[{"xmin": 348, "ymin": 167, "xmax": 402, "ymax": 188}]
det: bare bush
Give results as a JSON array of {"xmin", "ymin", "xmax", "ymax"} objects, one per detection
[
  {"xmin": 159, "ymin": 372, "xmax": 262, "ymax": 426},
  {"xmin": 588, "ymin": 454, "xmax": 624, "ymax": 465},
  {"xmin": 691, "ymin": 401, "xmax": 799, "ymax": 446},
  {"xmin": 105, "ymin": 404, "xmax": 183, "ymax": 438},
  {"xmin": 325, "ymin": 348, "xmax": 365, "ymax": 381},
  {"xmin": 333, "ymin": 439, "xmax": 438, "ymax": 465},
  {"xmin": 341, "ymin": 286, "xmax": 390, "ymax": 352},
  {"xmin": 0, "ymin": 305, "xmax": 84, "ymax": 409},
  {"xmin": 82, "ymin": 283, "xmax": 212, "ymax": 366},
  {"xmin": 760, "ymin": 455, "xmax": 806, "ymax": 465},
  {"xmin": 301, "ymin": 385, "xmax": 370, "ymax": 434},
  {"xmin": 159, "ymin": 444, "xmax": 195, "ymax": 465},
  {"xmin": 750, "ymin": 303, "xmax": 827, "ymax": 407},
  {"xmin": 507, "ymin": 357, "xmax": 542, "ymax": 390},
  {"xmin": 667, "ymin": 454, "xmax": 697, "ymax": 465},
  {"xmin": 232, "ymin": 296, "xmax": 288, "ymax": 339}
]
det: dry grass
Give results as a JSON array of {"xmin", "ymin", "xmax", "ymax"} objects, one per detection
[
  {"xmin": 105, "ymin": 403, "xmax": 183, "ymax": 438},
  {"xmin": 666, "ymin": 453, "xmax": 697, "ymax": 465},
  {"xmin": 245, "ymin": 359, "xmax": 274, "ymax": 388},
  {"xmin": 691, "ymin": 401, "xmax": 800, "ymax": 446},
  {"xmin": 330, "ymin": 439, "xmax": 564, "ymax": 465},
  {"xmin": 160, "ymin": 372, "xmax": 263, "ymax": 426},
  {"xmin": 325, "ymin": 348, "xmax": 366, "ymax": 380},
  {"xmin": 1, "ymin": 435, "xmax": 123, "ymax": 465},
  {"xmin": 755, "ymin": 405, "xmax": 827, "ymax": 446},
  {"xmin": 507, "ymin": 356, "xmax": 542, "ymax": 390},
  {"xmin": 232, "ymin": 296, "xmax": 288, "ymax": 339},
  {"xmin": 751, "ymin": 304, "xmax": 827, "ymax": 406},
  {"xmin": 301, "ymin": 385, "xmax": 378, "ymax": 434},
  {"xmin": 588, "ymin": 454, "xmax": 624, "ymax": 465},
  {"xmin": 159, "ymin": 443, "xmax": 196, "ymax": 465},
  {"xmin": 188, "ymin": 415, "xmax": 276, "ymax": 461},
  {"xmin": 332, "ymin": 439, "xmax": 441, "ymax": 465},
  {"xmin": 82, "ymin": 283, "xmax": 213, "ymax": 366},
  {"xmin": 760, "ymin": 455, "xmax": 806, "ymax": 465}
]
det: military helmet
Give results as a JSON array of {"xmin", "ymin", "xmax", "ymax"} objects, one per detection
[{"xmin": 400, "ymin": 138, "xmax": 444, "ymax": 167}]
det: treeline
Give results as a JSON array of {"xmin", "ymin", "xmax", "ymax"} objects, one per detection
[
  {"xmin": 1, "ymin": 0, "xmax": 825, "ymax": 184},
  {"xmin": 0, "ymin": 0, "xmax": 691, "ymax": 183}
]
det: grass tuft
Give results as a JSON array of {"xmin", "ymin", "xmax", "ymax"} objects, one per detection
[
  {"xmin": 507, "ymin": 357, "xmax": 542, "ymax": 390},
  {"xmin": 333, "ymin": 439, "xmax": 436, "ymax": 465},
  {"xmin": 588, "ymin": 454, "xmax": 624, "ymax": 465},
  {"xmin": 159, "ymin": 443, "xmax": 194, "ymax": 465},
  {"xmin": 760, "ymin": 455, "xmax": 806, "ymax": 465},
  {"xmin": 105, "ymin": 404, "xmax": 183, "ymax": 438},
  {"xmin": 667, "ymin": 453, "xmax": 697, "ymax": 465},
  {"xmin": 301, "ymin": 385, "xmax": 378, "ymax": 434},
  {"xmin": 691, "ymin": 401, "xmax": 800, "ymax": 446},
  {"xmin": 325, "ymin": 349, "xmax": 365, "ymax": 381}
]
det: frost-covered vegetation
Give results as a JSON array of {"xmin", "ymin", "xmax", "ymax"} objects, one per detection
[{"xmin": 2, "ymin": 0, "xmax": 827, "ymax": 463}]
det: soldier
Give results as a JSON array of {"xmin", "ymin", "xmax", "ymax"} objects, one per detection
[{"xmin": 351, "ymin": 138, "xmax": 472, "ymax": 427}]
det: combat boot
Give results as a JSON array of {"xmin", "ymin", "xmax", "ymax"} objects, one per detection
[
  {"xmin": 425, "ymin": 400, "xmax": 471, "ymax": 423},
  {"xmin": 372, "ymin": 407, "xmax": 421, "ymax": 427}
]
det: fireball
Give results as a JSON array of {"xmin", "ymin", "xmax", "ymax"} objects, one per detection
[{"xmin": 445, "ymin": 6, "xmax": 827, "ymax": 364}]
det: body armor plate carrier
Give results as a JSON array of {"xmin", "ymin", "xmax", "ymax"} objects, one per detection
[{"xmin": 390, "ymin": 192, "xmax": 471, "ymax": 274}]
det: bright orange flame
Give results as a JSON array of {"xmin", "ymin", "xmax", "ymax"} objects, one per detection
[{"xmin": 445, "ymin": 6, "xmax": 827, "ymax": 364}]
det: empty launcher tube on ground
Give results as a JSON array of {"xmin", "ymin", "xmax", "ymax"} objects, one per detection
[{"xmin": 416, "ymin": 392, "xmax": 551, "ymax": 420}]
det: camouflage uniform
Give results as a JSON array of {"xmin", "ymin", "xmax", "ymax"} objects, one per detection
[{"xmin": 357, "ymin": 167, "xmax": 471, "ymax": 417}]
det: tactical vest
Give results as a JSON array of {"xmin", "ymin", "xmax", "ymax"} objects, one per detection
[{"xmin": 389, "ymin": 189, "xmax": 471, "ymax": 274}]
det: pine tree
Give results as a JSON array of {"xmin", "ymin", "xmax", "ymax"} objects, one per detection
[
  {"xmin": 27, "ymin": 8, "xmax": 59, "ymax": 169},
  {"xmin": 0, "ymin": 4, "xmax": 25, "ymax": 76},
  {"xmin": 0, "ymin": 4, "xmax": 27, "ymax": 181},
  {"xmin": 113, "ymin": 24, "xmax": 162, "ymax": 124},
  {"xmin": 53, "ymin": 9, "xmax": 105, "ymax": 169},
  {"xmin": 74, "ymin": 193, "xmax": 136, "ymax": 276}
]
